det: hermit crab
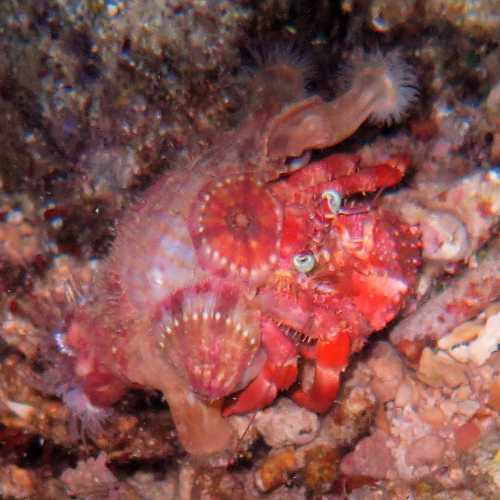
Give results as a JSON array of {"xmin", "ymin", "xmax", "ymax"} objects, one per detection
[{"xmin": 60, "ymin": 50, "xmax": 421, "ymax": 457}]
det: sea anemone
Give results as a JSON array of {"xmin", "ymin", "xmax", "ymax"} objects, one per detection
[
  {"xmin": 338, "ymin": 49, "xmax": 419, "ymax": 126},
  {"xmin": 59, "ymin": 386, "xmax": 111, "ymax": 438}
]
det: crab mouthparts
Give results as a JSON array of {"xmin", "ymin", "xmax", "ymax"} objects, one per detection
[{"xmin": 276, "ymin": 321, "xmax": 317, "ymax": 346}]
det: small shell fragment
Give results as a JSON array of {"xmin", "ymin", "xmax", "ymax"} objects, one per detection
[{"xmin": 438, "ymin": 305, "xmax": 500, "ymax": 366}]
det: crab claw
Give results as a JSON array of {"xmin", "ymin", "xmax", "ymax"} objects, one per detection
[
  {"xmin": 223, "ymin": 320, "xmax": 298, "ymax": 416},
  {"xmin": 291, "ymin": 330, "xmax": 351, "ymax": 413},
  {"xmin": 222, "ymin": 361, "xmax": 297, "ymax": 416},
  {"xmin": 319, "ymin": 155, "xmax": 410, "ymax": 216}
]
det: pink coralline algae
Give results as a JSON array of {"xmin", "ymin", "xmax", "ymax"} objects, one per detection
[{"xmin": 57, "ymin": 50, "xmax": 421, "ymax": 457}]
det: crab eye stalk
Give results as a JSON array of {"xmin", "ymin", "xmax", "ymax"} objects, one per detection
[
  {"xmin": 322, "ymin": 189, "xmax": 342, "ymax": 215},
  {"xmin": 293, "ymin": 251, "xmax": 316, "ymax": 273}
]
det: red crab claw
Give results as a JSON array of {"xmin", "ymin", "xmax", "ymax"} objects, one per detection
[
  {"xmin": 291, "ymin": 330, "xmax": 351, "ymax": 413},
  {"xmin": 270, "ymin": 154, "xmax": 360, "ymax": 206},
  {"xmin": 270, "ymin": 154, "xmax": 410, "ymax": 212},
  {"xmin": 223, "ymin": 319, "xmax": 298, "ymax": 416},
  {"xmin": 318, "ymin": 155, "xmax": 410, "ymax": 217}
]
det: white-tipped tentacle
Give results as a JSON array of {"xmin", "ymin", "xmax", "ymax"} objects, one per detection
[{"xmin": 338, "ymin": 49, "xmax": 419, "ymax": 126}]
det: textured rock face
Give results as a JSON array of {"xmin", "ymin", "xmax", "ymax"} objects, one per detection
[{"xmin": 255, "ymin": 398, "xmax": 320, "ymax": 448}]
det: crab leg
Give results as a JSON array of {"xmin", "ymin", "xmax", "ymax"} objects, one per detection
[
  {"xmin": 321, "ymin": 155, "xmax": 408, "ymax": 195},
  {"xmin": 291, "ymin": 330, "xmax": 351, "ymax": 413},
  {"xmin": 313, "ymin": 156, "xmax": 409, "ymax": 217},
  {"xmin": 276, "ymin": 154, "xmax": 360, "ymax": 192},
  {"xmin": 271, "ymin": 155, "xmax": 409, "ymax": 211},
  {"xmin": 223, "ymin": 320, "xmax": 298, "ymax": 416}
]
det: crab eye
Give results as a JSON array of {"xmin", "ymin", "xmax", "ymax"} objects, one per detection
[
  {"xmin": 286, "ymin": 151, "xmax": 311, "ymax": 171},
  {"xmin": 293, "ymin": 251, "xmax": 316, "ymax": 273},
  {"xmin": 322, "ymin": 189, "xmax": 342, "ymax": 214}
]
